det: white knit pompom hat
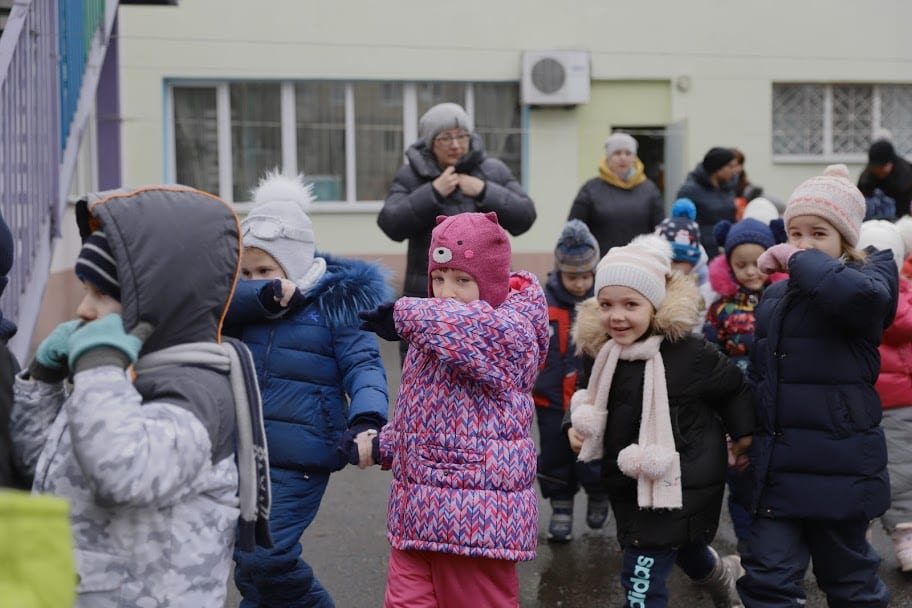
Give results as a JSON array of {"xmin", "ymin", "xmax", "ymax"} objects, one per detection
[
  {"xmin": 595, "ymin": 235, "xmax": 671, "ymax": 309},
  {"xmin": 242, "ymin": 171, "xmax": 316, "ymax": 283},
  {"xmin": 783, "ymin": 164, "xmax": 866, "ymax": 247},
  {"xmin": 859, "ymin": 219, "xmax": 905, "ymax": 272},
  {"xmin": 895, "ymin": 215, "xmax": 912, "ymax": 259}
]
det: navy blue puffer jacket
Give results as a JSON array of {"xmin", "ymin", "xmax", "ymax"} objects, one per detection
[
  {"xmin": 226, "ymin": 254, "xmax": 392, "ymax": 472},
  {"xmin": 748, "ymin": 247, "xmax": 898, "ymax": 521}
]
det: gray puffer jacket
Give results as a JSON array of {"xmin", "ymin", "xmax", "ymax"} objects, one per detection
[
  {"xmin": 12, "ymin": 187, "xmax": 243, "ymax": 608},
  {"xmin": 378, "ymin": 134, "xmax": 536, "ymax": 298}
]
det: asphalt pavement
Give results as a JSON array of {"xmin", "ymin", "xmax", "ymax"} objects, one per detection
[{"xmin": 225, "ymin": 340, "xmax": 912, "ymax": 607}]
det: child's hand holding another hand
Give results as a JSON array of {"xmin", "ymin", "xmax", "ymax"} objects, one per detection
[{"xmin": 567, "ymin": 427, "xmax": 585, "ymax": 454}]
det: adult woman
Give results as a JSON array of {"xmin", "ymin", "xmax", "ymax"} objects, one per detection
[
  {"xmin": 567, "ymin": 132, "xmax": 664, "ymax": 257},
  {"xmin": 378, "ymin": 103, "xmax": 536, "ymax": 304}
]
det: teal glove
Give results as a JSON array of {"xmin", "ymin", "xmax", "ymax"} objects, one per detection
[
  {"xmin": 67, "ymin": 314, "xmax": 153, "ymax": 372},
  {"xmin": 29, "ymin": 320, "xmax": 82, "ymax": 382}
]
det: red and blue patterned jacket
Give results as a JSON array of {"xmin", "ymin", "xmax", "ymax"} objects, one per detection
[{"xmin": 377, "ymin": 271, "xmax": 549, "ymax": 561}]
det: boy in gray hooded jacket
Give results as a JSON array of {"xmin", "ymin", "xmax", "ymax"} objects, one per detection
[{"xmin": 11, "ymin": 186, "xmax": 269, "ymax": 608}]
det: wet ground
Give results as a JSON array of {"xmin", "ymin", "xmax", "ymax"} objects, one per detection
[{"xmin": 225, "ymin": 341, "xmax": 912, "ymax": 607}]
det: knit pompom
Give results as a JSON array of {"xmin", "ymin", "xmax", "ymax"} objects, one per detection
[
  {"xmin": 639, "ymin": 445, "xmax": 676, "ymax": 480},
  {"xmin": 713, "ymin": 220, "xmax": 733, "ymax": 249},
  {"xmin": 617, "ymin": 443, "xmax": 644, "ymax": 479},
  {"xmin": 823, "ymin": 164, "xmax": 850, "ymax": 179},
  {"xmin": 770, "ymin": 218, "xmax": 787, "ymax": 244},
  {"xmin": 670, "ymin": 198, "xmax": 697, "ymax": 220},
  {"xmin": 570, "ymin": 402, "xmax": 606, "ymax": 438}
]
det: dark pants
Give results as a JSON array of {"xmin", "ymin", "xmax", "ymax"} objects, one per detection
[
  {"xmin": 727, "ymin": 465, "xmax": 754, "ymax": 542},
  {"xmin": 234, "ymin": 467, "xmax": 333, "ymax": 608},
  {"xmin": 621, "ymin": 543, "xmax": 715, "ymax": 608},
  {"xmin": 535, "ymin": 406, "xmax": 606, "ymax": 499},
  {"xmin": 737, "ymin": 516, "xmax": 890, "ymax": 608}
]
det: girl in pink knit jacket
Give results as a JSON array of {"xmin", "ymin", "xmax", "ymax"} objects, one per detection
[{"xmin": 357, "ymin": 212, "xmax": 549, "ymax": 607}]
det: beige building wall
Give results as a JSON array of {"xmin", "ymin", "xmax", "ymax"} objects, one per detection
[{"xmin": 36, "ymin": 0, "xmax": 912, "ymax": 349}]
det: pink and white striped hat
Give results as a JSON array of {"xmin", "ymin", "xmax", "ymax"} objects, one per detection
[{"xmin": 783, "ymin": 164, "xmax": 866, "ymax": 247}]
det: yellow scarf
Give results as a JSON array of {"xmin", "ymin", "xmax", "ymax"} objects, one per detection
[{"xmin": 598, "ymin": 157, "xmax": 647, "ymax": 190}]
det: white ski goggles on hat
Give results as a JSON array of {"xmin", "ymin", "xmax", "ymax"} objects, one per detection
[{"xmin": 241, "ymin": 216, "xmax": 310, "ymax": 242}]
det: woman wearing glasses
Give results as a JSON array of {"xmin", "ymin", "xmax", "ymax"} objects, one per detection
[{"xmin": 378, "ymin": 103, "xmax": 536, "ymax": 360}]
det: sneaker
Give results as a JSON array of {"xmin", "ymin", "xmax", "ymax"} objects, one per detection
[
  {"xmin": 892, "ymin": 523, "xmax": 912, "ymax": 572},
  {"xmin": 586, "ymin": 494, "xmax": 610, "ymax": 529},
  {"xmin": 547, "ymin": 498, "xmax": 574, "ymax": 542},
  {"xmin": 693, "ymin": 547, "xmax": 744, "ymax": 608}
]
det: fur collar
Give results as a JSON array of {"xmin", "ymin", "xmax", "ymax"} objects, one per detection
[
  {"xmin": 572, "ymin": 272, "xmax": 702, "ymax": 359},
  {"xmin": 707, "ymin": 254, "xmax": 787, "ymax": 298},
  {"xmin": 307, "ymin": 252, "xmax": 393, "ymax": 329}
]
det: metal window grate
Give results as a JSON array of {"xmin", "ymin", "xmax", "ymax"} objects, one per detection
[{"xmin": 772, "ymin": 84, "xmax": 824, "ymax": 155}]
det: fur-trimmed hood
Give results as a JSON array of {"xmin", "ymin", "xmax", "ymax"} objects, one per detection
[
  {"xmin": 307, "ymin": 252, "xmax": 393, "ymax": 328},
  {"xmin": 572, "ymin": 272, "xmax": 702, "ymax": 359},
  {"xmin": 707, "ymin": 254, "xmax": 787, "ymax": 298}
]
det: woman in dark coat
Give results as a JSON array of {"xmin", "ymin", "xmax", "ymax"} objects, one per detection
[
  {"xmin": 568, "ymin": 132, "xmax": 664, "ymax": 257},
  {"xmin": 378, "ymin": 103, "xmax": 536, "ymax": 304}
]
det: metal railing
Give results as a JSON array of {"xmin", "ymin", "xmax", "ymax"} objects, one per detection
[
  {"xmin": 0, "ymin": 0, "xmax": 112, "ymax": 361},
  {"xmin": 0, "ymin": 0, "xmax": 61, "ymax": 359}
]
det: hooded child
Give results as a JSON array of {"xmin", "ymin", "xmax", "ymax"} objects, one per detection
[{"xmin": 10, "ymin": 186, "xmax": 271, "ymax": 608}]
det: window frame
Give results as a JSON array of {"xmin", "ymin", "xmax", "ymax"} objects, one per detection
[
  {"xmin": 772, "ymin": 82, "xmax": 907, "ymax": 164},
  {"xmin": 166, "ymin": 79, "xmax": 522, "ymax": 213}
]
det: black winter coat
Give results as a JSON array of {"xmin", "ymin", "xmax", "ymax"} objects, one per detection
[
  {"xmin": 676, "ymin": 164, "xmax": 737, "ymax": 259},
  {"xmin": 377, "ymin": 134, "xmax": 536, "ymax": 299},
  {"xmin": 570, "ymin": 275, "xmax": 754, "ymax": 550},
  {"xmin": 858, "ymin": 155, "xmax": 912, "ymax": 217}
]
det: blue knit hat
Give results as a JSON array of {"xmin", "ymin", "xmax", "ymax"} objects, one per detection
[
  {"xmin": 75, "ymin": 231, "xmax": 120, "ymax": 301},
  {"xmin": 555, "ymin": 219, "xmax": 599, "ymax": 273},
  {"xmin": 713, "ymin": 218, "xmax": 784, "ymax": 260},
  {"xmin": 655, "ymin": 198, "xmax": 701, "ymax": 266}
]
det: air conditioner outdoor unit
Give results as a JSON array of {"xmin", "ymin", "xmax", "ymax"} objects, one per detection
[{"xmin": 521, "ymin": 49, "xmax": 590, "ymax": 106}]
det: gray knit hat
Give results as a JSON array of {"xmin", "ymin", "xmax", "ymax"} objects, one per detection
[
  {"xmin": 419, "ymin": 103, "xmax": 473, "ymax": 146},
  {"xmin": 242, "ymin": 171, "xmax": 316, "ymax": 283},
  {"xmin": 604, "ymin": 133, "xmax": 638, "ymax": 158},
  {"xmin": 555, "ymin": 219, "xmax": 599, "ymax": 273},
  {"xmin": 595, "ymin": 235, "xmax": 671, "ymax": 309}
]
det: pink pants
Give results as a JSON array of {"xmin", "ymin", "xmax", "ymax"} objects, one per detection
[{"xmin": 384, "ymin": 547, "xmax": 519, "ymax": 608}]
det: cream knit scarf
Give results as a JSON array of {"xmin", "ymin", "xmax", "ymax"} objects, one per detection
[{"xmin": 570, "ymin": 335, "xmax": 682, "ymax": 509}]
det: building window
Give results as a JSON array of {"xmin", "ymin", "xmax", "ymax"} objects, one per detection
[
  {"xmin": 169, "ymin": 80, "xmax": 524, "ymax": 207},
  {"xmin": 173, "ymin": 87, "xmax": 219, "ymax": 195},
  {"xmin": 773, "ymin": 83, "xmax": 912, "ymax": 161}
]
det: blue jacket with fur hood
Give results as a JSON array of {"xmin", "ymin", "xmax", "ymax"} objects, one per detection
[{"xmin": 226, "ymin": 253, "xmax": 391, "ymax": 472}]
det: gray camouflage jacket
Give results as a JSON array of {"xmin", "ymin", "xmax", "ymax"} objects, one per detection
[{"xmin": 11, "ymin": 187, "xmax": 243, "ymax": 607}]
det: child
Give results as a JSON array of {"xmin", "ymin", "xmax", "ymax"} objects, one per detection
[
  {"xmin": 227, "ymin": 172, "xmax": 391, "ymax": 607},
  {"xmin": 703, "ymin": 217, "xmax": 784, "ymax": 556},
  {"xmin": 566, "ymin": 235, "xmax": 754, "ymax": 608},
  {"xmin": 655, "ymin": 198, "xmax": 715, "ymax": 331},
  {"xmin": 357, "ymin": 211, "xmax": 549, "ymax": 607},
  {"xmin": 858, "ymin": 220, "xmax": 912, "ymax": 571},
  {"xmin": 737, "ymin": 165, "xmax": 897, "ymax": 606},
  {"xmin": 533, "ymin": 219, "xmax": 609, "ymax": 542},
  {"xmin": 10, "ymin": 186, "xmax": 270, "ymax": 607}
]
